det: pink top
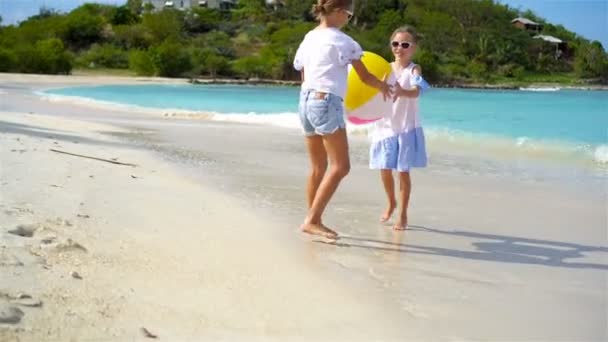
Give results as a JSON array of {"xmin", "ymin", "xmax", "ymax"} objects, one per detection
[{"xmin": 370, "ymin": 62, "xmax": 422, "ymax": 142}]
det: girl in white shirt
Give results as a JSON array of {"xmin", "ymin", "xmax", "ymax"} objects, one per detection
[
  {"xmin": 293, "ymin": 0, "xmax": 391, "ymax": 239},
  {"xmin": 369, "ymin": 26, "xmax": 429, "ymax": 231}
]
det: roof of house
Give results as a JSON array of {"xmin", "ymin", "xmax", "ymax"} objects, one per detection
[
  {"xmin": 511, "ymin": 17, "xmax": 541, "ymax": 26},
  {"xmin": 533, "ymin": 35, "xmax": 564, "ymax": 44}
]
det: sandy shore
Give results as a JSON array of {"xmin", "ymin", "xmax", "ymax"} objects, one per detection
[
  {"xmin": 1, "ymin": 73, "xmax": 606, "ymax": 341},
  {"xmin": 0, "ymin": 112, "xmax": 409, "ymax": 341}
]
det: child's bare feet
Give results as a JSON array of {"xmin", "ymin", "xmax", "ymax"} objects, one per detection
[
  {"xmin": 301, "ymin": 223, "xmax": 338, "ymax": 239},
  {"xmin": 393, "ymin": 215, "xmax": 407, "ymax": 231},
  {"xmin": 380, "ymin": 200, "xmax": 397, "ymax": 222}
]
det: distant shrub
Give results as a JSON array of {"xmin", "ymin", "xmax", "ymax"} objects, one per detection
[
  {"xmin": 150, "ymin": 41, "xmax": 191, "ymax": 77},
  {"xmin": 78, "ymin": 44, "xmax": 129, "ymax": 69},
  {"xmin": 129, "ymin": 50, "xmax": 155, "ymax": 76},
  {"xmin": 17, "ymin": 38, "xmax": 72, "ymax": 74},
  {"xmin": 0, "ymin": 47, "xmax": 17, "ymax": 71},
  {"xmin": 467, "ymin": 60, "xmax": 488, "ymax": 80},
  {"xmin": 415, "ymin": 49, "xmax": 440, "ymax": 83}
]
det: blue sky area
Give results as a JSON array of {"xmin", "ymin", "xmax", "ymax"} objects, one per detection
[{"xmin": 1, "ymin": 0, "xmax": 607, "ymax": 47}]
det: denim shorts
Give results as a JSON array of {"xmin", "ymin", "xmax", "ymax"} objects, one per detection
[{"xmin": 298, "ymin": 89, "xmax": 346, "ymax": 136}]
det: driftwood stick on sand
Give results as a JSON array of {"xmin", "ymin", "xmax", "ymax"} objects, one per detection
[{"xmin": 50, "ymin": 149, "xmax": 137, "ymax": 167}]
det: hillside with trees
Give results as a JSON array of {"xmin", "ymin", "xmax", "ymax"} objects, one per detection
[{"xmin": 0, "ymin": 0, "xmax": 606, "ymax": 86}]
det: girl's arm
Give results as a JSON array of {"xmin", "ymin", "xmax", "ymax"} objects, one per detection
[
  {"xmin": 393, "ymin": 65, "xmax": 427, "ymax": 101},
  {"xmin": 351, "ymin": 59, "xmax": 392, "ymax": 100}
]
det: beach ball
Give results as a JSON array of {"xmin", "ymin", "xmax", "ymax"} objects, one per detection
[{"xmin": 345, "ymin": 51, "xmax": 394, "ymax": 125}]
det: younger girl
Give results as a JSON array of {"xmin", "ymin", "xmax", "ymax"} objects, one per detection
[
  {"xmin": 293, "ymin": 0, "xmax": 392, "ymax": 239},
  {"xmin": 369, "ymin": 26, "xmax": 429, "ymax": 231}
]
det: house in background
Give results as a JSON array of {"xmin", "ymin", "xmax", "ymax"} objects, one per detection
[
  {"xmin": 511, "ymin": 17, "xmax": 543, "ymax": 34},
  {"xmin": 534, "ymin": 34, "xmax": 569, "ymax": 59},
  {"xmin": 512, "ymin": 17, "xmax": 567, "ymax": 59},
  {"xmin": 142, "ymin": 0, "xmax": 237, "ymax": 11}
]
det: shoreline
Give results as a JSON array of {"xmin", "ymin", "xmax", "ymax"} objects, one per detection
[
  {"xmin": 3, "ymin": 72, "xmax": 608, "ymax": 91},
  {"xmin": 5, "ymin": 73, "xmax": 606, "ymax": 167},
  {"xmin": 192, "ymin": 76, "xmax": 608, "ymax": 91}
]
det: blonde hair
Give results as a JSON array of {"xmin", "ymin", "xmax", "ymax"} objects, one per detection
[
  {"xmin": 311, "ymin": 0, "xmax": 353, "ymax": 20},
  {"xmin": 391, "ymin": 25, "xmax": 421, "ymax": 43}
]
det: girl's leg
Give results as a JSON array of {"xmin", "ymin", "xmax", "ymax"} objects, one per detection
[
  {"xmin": 394, "ymin": 171, "xmax": 411, "ymax": 231},
  {"xmin": 302, "ymin": 128, "xmax": 350, "ymax": 238},
  {"xmin": 380, "ymin": 169, "xmax": 397, "ymax": 222},
  {"xmin": 305, "ymin": 135, "xmax": 328, "ymax": 209}
]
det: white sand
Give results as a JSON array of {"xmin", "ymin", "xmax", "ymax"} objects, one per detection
[{"xmin": 1, "ymin": 73, "xmax": 606, "ymax": 341}]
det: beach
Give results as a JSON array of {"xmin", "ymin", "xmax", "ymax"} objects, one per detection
[{"xmin": 1, "ymin": 73, "xmax": 606, "ymax": 341}]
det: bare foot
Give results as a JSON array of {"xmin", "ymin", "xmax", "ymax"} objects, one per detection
[
  {"xmin": 393, "ymin": 216, "xmax": 407, "ymax": 231},
  {"xmin": 380, "ymin": 201, "xmax": 397, "ymax": 223},
  {"xmin": 301, "ymin": 223, "xmax": 338, "ymax": 239}
]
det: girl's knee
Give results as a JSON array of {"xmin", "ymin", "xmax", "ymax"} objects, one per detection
[{"xmin": 332, "ymin": 162, "xmax": 350, "ymax": 178}]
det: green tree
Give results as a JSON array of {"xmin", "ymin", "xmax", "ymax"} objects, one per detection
[
  {"xmin": 111, "ymin": 5, "xmax": 139, "ymax": 25},
  {"xmin": 467, "ymin": 60, "xmax": 488, "ymax": 80},
  {"xmin": 113, "ymin": 24, "xmax": 152, "ymax": 49},
  {"xmin": 575, "ymin": 41, "xmax": 608, "ymax": 80},
  {"xmin": 234, "ymin": 0, "xmax": 267, "ymax": 22},
  {"xmin": 232, "ymin": 55, "xmax": 274, "ymax": 78},
  {"xmin": 353, "ymin": 0, "xmax": 406, "ymax": 28},
  {"xmin": 77, "ymin": 43, "xmax": 129, "ymax": 69},
  {"xmin": 142, "ymin": 10, "xmax": 184, "ymax": 43},
  {"xmin": 415, "ymin": 49, "xmax": 440, "ymax": 83},
  {"xmin": 151, "ymin": 40, "xmax": 191, "ymax": 77},
  {"xmin": 17, "ymin": 38, "xmax": 72, "ymax": 74},
  {"xmin": 127, "ymin": 0, "xmax": 143, "ymax": 15},
  {"xmin": 184, "ymin": 8, "xmax": 222, "ymax": 34},
  {"xmin": 190, "ymin": 47, "xmax": 229, "ymax": 77},
  {"xmin": 0, "ymin": 48, "xmax": 17, "ymax": 71},
  {"xmin": 129, "ymin": 50, "xmax": 155, "ymax": 76},
  {"xmin": 63, "ymin": 7, "xmax": 105, "ymax": 48},
  {"xmin": 282, "ymin": 0, "xmax": 315, "ymax": 20},
  {"xmin": 265, "ymin": 22, "xmax": 313, "ymax": 79}
]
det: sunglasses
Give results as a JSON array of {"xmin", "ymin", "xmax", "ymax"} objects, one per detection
[
  {"xmin": 344, "ymin": 9, "xmax": 353, "ymax": 20},
  {"xmin": 391, "ymin": 41, "xmax": 412, "ymax": 49}
]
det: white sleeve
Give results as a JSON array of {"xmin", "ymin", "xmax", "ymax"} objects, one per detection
[
  {"xmin": 337, "ymin": 36, "xmax": 363, "ymax": 66},
  {"xmin": 293, "ymin": 41, "xmax": 306, "ymax": 71}
]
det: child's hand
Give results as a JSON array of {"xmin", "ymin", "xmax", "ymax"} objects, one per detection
[
  {"xmin": 379, "ymin": 81, "xmax": 393, "ymax": 101},
  {"xmin": 393, "ymin": 83, "xmax": 420, "ymax": 102},
  {"xmin": 392, "ymin": 83, "xmax": 406, "ymax": 102}
]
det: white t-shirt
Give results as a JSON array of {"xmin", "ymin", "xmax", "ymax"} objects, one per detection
[{"xmin": 293, "ymin": 27, "xmax": 363, "ymax": 99}]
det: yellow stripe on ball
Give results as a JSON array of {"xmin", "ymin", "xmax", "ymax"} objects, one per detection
[{"xmin": 344, "ymin": 51, "xmax": 392, "ymax": 111}]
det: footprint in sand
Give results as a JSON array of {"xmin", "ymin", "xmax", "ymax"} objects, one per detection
[
  {"xmin": 0, "ymin": 304, "xmax": 24, "ymax": 324},
  {"xmin": 54, "ymin": 239, "xmax": 87, "ymax": 253},
  {"xmin": 7, "ymin": 224, "xmax": 56, "ymax": 244},
  {"xmin": 2, "ymin": 206, "xmax": 34, "ymax": 217},
  {"xmin": 12, "ymin": 297, "xmax": 42, "ymax": 308},
  {"xmin": 1, "ymin": 293, "xmax": 43, "ymax": 308},
  {"xmin": 7, "ymin": 224, "xmax": 39, "ymax": 238},
  {"xmin": 47, "ymin": 218, "xmax": 73, "ymax": 227}
]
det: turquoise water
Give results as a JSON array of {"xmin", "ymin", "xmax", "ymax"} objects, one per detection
[{"xmin": 44, "ymin": 84, "xmax": 608, "ymax": 163}]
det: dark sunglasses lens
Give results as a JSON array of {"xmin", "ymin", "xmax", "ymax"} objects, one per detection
[
  {"xmin": 391, "ymin": 41, "xmax": 399, "ymax": 47},
  {"xmin": 402, "ymin": 42, "xmax": 411, "ymax": 49}
]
